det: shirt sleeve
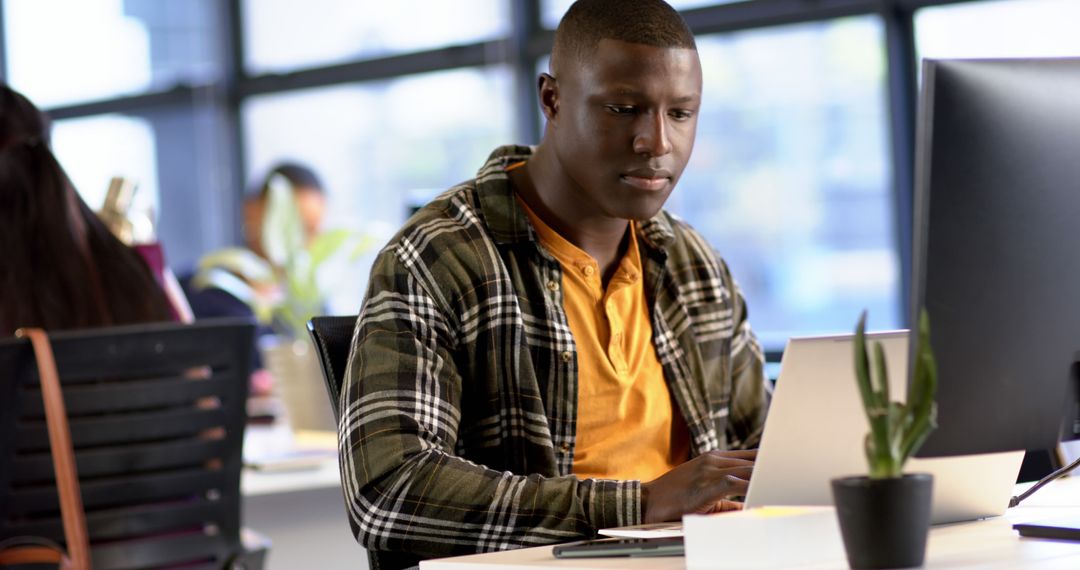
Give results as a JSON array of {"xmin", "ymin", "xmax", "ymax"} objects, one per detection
[
  {"xmin": 338, "ymin": 247, "xmax": 640, "ymax": 560},
  {"xmin": 722, "ymin": 262, "xmax": 771, "ymax": 450}
]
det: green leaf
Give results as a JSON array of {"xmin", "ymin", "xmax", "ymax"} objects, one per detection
[
  {"xmin": 887, "ymin": 401, "xmax": 906, "ymax": 457},
  {"xmin": 902, "ymin": 308, "xmax": 939, "ymax": 463},
  {"xmin": 308, "ymin": 229, "xmax": 351, "ymax": 267},
  {"xmin": 195, "ymin": 248, "xmax": 275, "ymax": 285},
  {"xmin": 872, "ymin": 341, "xmax": 891, "ymax": 414},
  {"xmin": 261, "ymin": 174, "xmax": 304, "ymax": 269},
  {"xmin": 853, "ymin": 311, "xmax": 875, "ymax": 415},
  {"xmin": 348, "ymin": 233, "xmax": 379, "ymax": 262},
  {"xmin": 867, "ymin": 339, "xmax": 894, "ymax": 477},
  {"xmin": 854, "ymin": 308, "xmax": 939, "ymax": 479},
  {"xmin": 900, "ymin": 402, "xmax": 937, "ymax": 462}
]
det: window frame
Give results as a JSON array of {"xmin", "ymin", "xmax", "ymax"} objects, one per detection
[{"xmin": 0, "ymin": 0, "xmax": 1010, "ymax": 360}]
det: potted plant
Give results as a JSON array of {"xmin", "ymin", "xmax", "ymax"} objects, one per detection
[
  {"xmin": 831, "ymin": 309, "xmax": 939, "ymax": 569},
  {"xmin": 193, "ymin": 174, "xmax": 375, "ymax": 431}
]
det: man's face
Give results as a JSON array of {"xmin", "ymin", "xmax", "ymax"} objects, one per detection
[
  {"xmin": 547, "ymin": 38, "xmax": 702, "ymax": 222},
  {"xmin": 243, "ymin": 186, "xmax": 327, "ymax": 256}
]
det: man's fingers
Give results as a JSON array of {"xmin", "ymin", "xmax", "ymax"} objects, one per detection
[
  {"xmin": 706, "ymin": 449, "xmax": 758, "ymax": 461},
  {"xmin": 715, "ymin": 499, "xmax": 744, "ymax": 512},
  {"xmin": 704, "ymin": 458, "xmax": 755, "ymax": 472},
  {"xmin": 723, "ymin": 474, "xmax": 750, "ymax": 493},
  {"xmin": 716, "ymin": 466, "xmax": 753, "ymax": 481},
  {"xmin": 702, "ymin": 450, "xmax": 757, "ymax": 470}
]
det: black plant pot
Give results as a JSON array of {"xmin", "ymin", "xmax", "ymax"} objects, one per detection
[{"xmin": 831, "ymin": 473, "xmax": 933, "ymax": 569}]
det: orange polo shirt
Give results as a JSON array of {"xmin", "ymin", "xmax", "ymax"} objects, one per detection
[{"xmin": 515, "ymin": 192, "xmax": 689, "ymax": 482}]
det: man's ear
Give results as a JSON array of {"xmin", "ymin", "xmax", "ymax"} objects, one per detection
[{"xmin": 538, "ymin": 73, "xmax": 559, "ymax": 122}]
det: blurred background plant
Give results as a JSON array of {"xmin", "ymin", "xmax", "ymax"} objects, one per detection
[{"xmin": 191, "ymin": 174, "xmax": 375, "ymax": 340}]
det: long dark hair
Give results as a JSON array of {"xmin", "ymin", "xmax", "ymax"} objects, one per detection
[{"xmin": 0, "ymin": 85, "xmax": 172, "ymax": 333}]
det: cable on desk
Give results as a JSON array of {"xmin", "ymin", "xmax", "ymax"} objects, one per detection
[{"xmin": 1010, "ymin": 455, "xmax": 1080, "ymax": 508}]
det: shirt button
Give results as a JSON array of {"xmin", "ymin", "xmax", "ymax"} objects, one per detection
[
  {"xmin": 560, "ymin": 442, "xmax": 571, "ymax": 454},
  {"xmin": 561, "ymin": 351, "xmax": 573, "ymax": 363},
  {"xmin": 546, "ymin": 280, "xmax": 559, "ymax": 292},
  {"xmin": 583, "ymin": 266, "xmax": 595, "ymax": 276}
]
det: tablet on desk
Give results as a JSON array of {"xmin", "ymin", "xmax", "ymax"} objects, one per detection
[
  {"xmin": 1014, "ymin": 517, "xmax": 1080, "ymax": 541},
  {"xmin": 552, "ymin": 537, "xmax": 684, "ymax": 558}
]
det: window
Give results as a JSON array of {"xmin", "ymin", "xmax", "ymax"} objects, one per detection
[
  {"xmin": 242, "ymin": 0, "xmax": 511, "ymax": 75},
  {"xmin": 50, "ymin": 114, "xmax": 160, "ymax": 218},
  {"xmin": 916, "ymin": 0, "xmax": 1080, "ymax": 61},
  {"xmin": 8, "ymin": 0, "xmax": 1027, "ymax": 345},
  {"xmin": 668, "ymin": 16, "xmax": 898, "ymax": 349},
  {"xmin": 3, "ymin": 0, "xmax": 221, "ymax": 107},
  {"xmin": 541, "ymin": 0, "xmax": 737, "ymax": 29},
  {"xmin": 242, "ymin": 66, "xmax": 515, "ymax": 312}
]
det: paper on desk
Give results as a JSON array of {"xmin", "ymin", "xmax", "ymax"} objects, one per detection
[
  {"xmin": 245, "ymin": 447, "xmax": 336, "ymax": 472},
  {"xmin": 244, "ymin": 425, "xmax": 338, "ymax": 472},
  {"xmin": 598, "ymin": 521, "xmax": 683, "ymax": 538},
  {"xmin": 683, "ymin": 506, "xmax": 844, "ymax": 569}
]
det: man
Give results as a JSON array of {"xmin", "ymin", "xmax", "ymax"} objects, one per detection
[
  {"xmin": 340, "ymin": 1, "xmax": 769, "ymax": 566},
  {"xmin": 184, "ymin": 163, "xmax": 327, "ymax": 397}
]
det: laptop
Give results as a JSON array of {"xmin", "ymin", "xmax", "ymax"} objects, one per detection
[{"xmin": 744, "ymin": 330, "xmax": 1024, "ymax": 525}]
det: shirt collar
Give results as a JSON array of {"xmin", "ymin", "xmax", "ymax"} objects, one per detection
[{"xmin": 475, "ymin": 144, "xmax": 677, "ymax": 251}]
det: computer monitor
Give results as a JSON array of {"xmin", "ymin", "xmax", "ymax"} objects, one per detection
[{"xmin": 911, "ymin": 58, "xmax": 1080, "ymax": 457}]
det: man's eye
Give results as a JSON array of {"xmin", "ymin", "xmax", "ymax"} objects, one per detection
[
  {"xmin": 671, "ymin": 110, "xmax": 695, "ymax": 121},
  {"xmin": 605, "ymin": 105, "xmax": 635, "ymax": 115}
]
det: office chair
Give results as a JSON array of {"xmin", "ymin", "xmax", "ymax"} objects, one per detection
[
  {"xmin": 0, "ymin": 319, "xmax": 268, "ymax": 569},
  {"xmin": 307, "ymin": 316, "xmax": 422, "ymax": 570},
  {"xmin": 306, "ymin": 315, "xmax": 356, "ymax": 426}
]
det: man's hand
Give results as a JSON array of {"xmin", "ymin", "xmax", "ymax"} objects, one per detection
[{"xmin": 640, "ymin": 449, "xmax": 757, "ymax": 523}]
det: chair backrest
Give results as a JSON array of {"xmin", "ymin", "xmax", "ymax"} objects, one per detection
[
  {"xmin": 306, "ymin": 316, "xmax": 356, "ymax": 425},
  {"xmin": 307, "ymin": 316, "xmax": 422, "ymax": 570},
  {"xmin": 0, "ymin": 319, "xmax": 254, "ymax": 569}
]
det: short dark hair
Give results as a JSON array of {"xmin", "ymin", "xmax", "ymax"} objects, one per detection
[
  {"xmin": 550, "ymin": 0, "xmax": 696, "ymax": 75},
  {"xmin": 251, "ymin": 162, "xmax": 325, "ymax": 199}
]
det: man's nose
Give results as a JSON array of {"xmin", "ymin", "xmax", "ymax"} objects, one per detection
[{"xmin": 633, "ymin": 113, "xmax": 673, "ymax": 157}]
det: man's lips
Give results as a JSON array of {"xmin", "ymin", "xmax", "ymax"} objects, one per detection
[{"xmin": 621, "ymin": 169, "xmax": 673, "ymax": 191}]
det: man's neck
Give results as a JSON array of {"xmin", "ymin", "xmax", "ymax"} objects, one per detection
[{"xmin": 510, "ymin": 145, "xmax": 631, "ymax": 283}]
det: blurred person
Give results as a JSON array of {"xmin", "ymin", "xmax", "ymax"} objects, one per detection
[
  {"xmin": 183, "ymin": 163, "xmax": 328, "ymax": 399},
  {"xmin": 0, "ymin": 84, "xmax": 173, "ymax": 334},
  {"xmin": 242, "ymin": 163, "xmax": 327, "ymax": 261},
  {"xmin": 185, "ymin": 162, "xmax": 327, "ymax": 326}
]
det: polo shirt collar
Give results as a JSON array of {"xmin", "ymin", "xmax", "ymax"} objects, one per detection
[{"xmin": 475, "ymin": 144, "xmax": 677, "ymax": 251}]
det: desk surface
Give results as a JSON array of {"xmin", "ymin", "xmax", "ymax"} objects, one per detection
[
  {"xmin": 241, "ymin": 424, "xmax": 340, "ymax": 496},
  {"xmin": 421, "ymin": 476, "xmax": 1080, "ymax": 569}
]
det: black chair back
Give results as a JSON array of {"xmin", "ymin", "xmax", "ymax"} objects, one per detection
[
  {"xmin": 306, "ymin": 316, "xmax": 421, "ymax": 570},
  {"xmin": 0, "ymin": 319, "xmax": 256, "ymax": 569},
  {"xmin": 306, "ymin": 315, "xmax": 356, "ymax": 425}
]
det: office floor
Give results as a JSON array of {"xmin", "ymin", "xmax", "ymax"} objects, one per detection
[
  {"xmin": 241, "ymin": 425, "xmax": 367, "ymax": 569},
  {"xmin": 243, "ymin": 484, "xmax": 369, "ymax": 569}
]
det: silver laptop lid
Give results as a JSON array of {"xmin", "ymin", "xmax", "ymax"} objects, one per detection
[{"xmin": 744, "ymin": 331, "xmax": 1023, "ymax": 524}]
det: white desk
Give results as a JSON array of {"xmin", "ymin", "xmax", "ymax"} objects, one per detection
[
  {"xmin": 241, "ymin": 424, "xmax": 370, "ymax": 570},
  {"xmin": 421, "ymin": 477, "xmax": 1080, "ymax": 569}
]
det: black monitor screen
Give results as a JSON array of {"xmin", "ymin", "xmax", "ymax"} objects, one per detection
[{"xmin": 912, "ymin": 58, "xmax": 1080, "ymax": 457}]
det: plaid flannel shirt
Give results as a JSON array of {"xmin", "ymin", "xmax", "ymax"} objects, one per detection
[{"xmin": 340, "ymin": 145, "xmax": 769, "ymax": 560}]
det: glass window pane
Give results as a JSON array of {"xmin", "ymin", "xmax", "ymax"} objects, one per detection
[
  {"xmin": 541, "ymin": 0, "xmax": 737, "ymax": 29},
  {"xmin": 242, "ymin": 0, "xmax": 510, "ymax": 75},
  {"xmin": 241, "ymin": 66, "xmax": 515, "ymax": 312},
  {"xmin": 3, "ymin": 0, "xmax": 221, "ymax": 108},
  {"xmin": 50, "ymin": 114, "xmax": 160, "ymax": 221},
  {"xmin": 668, "ymin": 16, "xmax": 897, "ymax": 350},
  {"xmin": 916, "ymin": 0, "xmax": 1080, "ymax": 60}
]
